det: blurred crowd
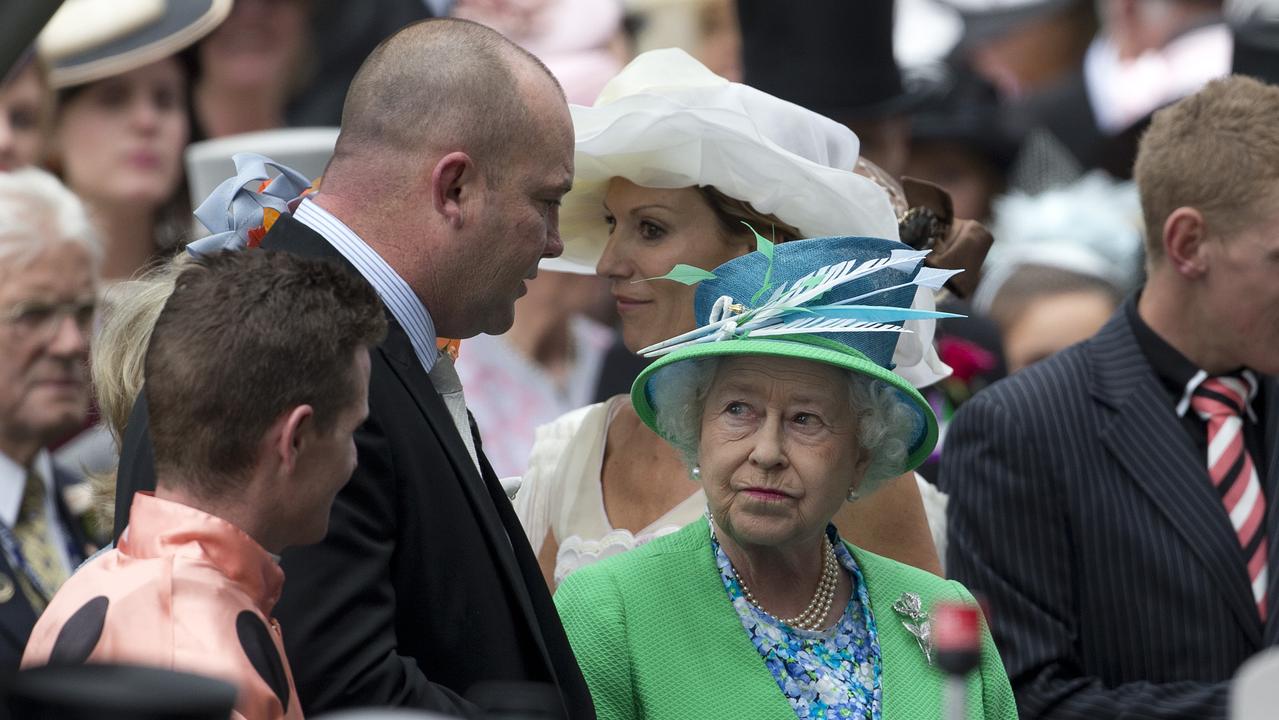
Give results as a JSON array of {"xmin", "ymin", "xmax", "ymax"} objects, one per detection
[{"xmin": 2, "ymin": 0, "xmax": 1279, "ymax": 718}]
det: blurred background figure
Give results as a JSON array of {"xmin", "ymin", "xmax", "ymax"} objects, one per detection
[
  {"xmin": 1230, "ymin": 0, "xmax": 1279, "ymax": 81},
  {"xmin": 737, "ymin": 0, "xmax": 922, "ymax": 178},
  {"xmin": 624, "ymin": 0, "xmax": 744, "ymax": 80},
  {"xmin": 453, "ymin": 0, "xmax": 626, "ymax": 105},
  {"xmin": 284, "ymin": 0, "xmax": 443, "ymax": 127},
  {"xmin": 457, "ymin": 272, "xmax": 613, "ymax": 479},
  {"xmin": 904, "ymin": 65, "xmax": 1019, "ymax": 221},
  {"xmin": 0, "ymin": 54, "xmax": 51, "ymax": 173},
  {"xmin": 945, "ymin": 0, "xmax": 1098, "ymax": 100},
  {"xmin": 1089, "ymin": 0, "xmax": 1230, "ymax": 136},
  {"xmin": 193, "ymin": 0, "xmax": 312, "ymax": 139},
  {"xmin": 975, "ymin": 172, "xmax": 1145, "ymax": 373},
  {"xmin": 0, "ymin": 168, "xmax": 98, "ymax": 673},
  {"xmin": 944, "ymin": 0, "xmax": 1230, "ymax": 179},
  {"xmin": 37, "ymin": 0, "xmax": 231, "ymax": 282}
]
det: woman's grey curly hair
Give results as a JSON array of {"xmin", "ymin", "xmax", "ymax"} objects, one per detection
[{"xmin": 647, "ymin": 357, "xmax": 917, "ymax": 496}]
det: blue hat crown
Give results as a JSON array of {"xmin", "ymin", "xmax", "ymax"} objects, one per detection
[{"xmin": 638, "ymin": 232, "xmax": 961, "ymax": 367}]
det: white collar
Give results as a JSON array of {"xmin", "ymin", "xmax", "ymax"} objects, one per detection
[
  {"xmin": 0, "ymin": 449, "xmax": 55, "ymax": 528},
  {"xmin": 1177, "ymin": 369, "xmax": 1261, "ymax": 422},
  {"xmin": 293, "ymin": 198, "xmax": 441, "ymax": 373}
]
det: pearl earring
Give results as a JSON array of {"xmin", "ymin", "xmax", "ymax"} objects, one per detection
[
  {"xmin": 847, "ymin": 487, "xmax": 861, "ymax": 502},
  {"xmin": 691, "ymin": 465, "xmax": 701, "ymax": 480}
]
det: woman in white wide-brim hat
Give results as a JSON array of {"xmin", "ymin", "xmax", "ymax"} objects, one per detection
[
  {"xmin": 38, "ymin": 0, "xmax": 231, "ymax": 281},
  {"xmin": 518, "ymin": 48, "xmax": 954, "ymax": 588}
]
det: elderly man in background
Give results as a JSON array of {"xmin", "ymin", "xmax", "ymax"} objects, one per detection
[
  {"xmin": 0, "ymin": 168, "xmax": 95, "ymax": 671},
  {"xmin": 111, "ymin": 18, "xmax": 591, "ymax": 719},
  {"xmin": 942, "ymin": 74, "xmax": 1279, "ymax": 719}
]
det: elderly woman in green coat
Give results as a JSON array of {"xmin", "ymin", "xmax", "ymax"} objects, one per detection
[{"xmin": 554, "ymin": 235, "xmax": 1016, "ymax": 720}]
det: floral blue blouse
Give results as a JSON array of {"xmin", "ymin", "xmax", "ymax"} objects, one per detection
[{"xmin": 712, "ymin": 522, "xmax": 883, "ymax": 720}]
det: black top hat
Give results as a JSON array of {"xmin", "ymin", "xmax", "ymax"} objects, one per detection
[
  {"xmin": 737, "ymin": 0, "xmax": 927, "ymax": 121},
  {"xmin": 3, "ymin": 664, "xmax": 237, "ymax": 720}
]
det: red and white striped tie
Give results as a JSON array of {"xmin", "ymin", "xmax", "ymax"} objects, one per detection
[{"xmin": 1191, "ymin": 376, "xmax": 1268, "ymax": 620}]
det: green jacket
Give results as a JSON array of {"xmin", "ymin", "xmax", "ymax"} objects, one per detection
[{"xmin": 555, "ymin": 521, "xmax": 1016, "ymax": 720}]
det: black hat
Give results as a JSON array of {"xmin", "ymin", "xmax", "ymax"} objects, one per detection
[
  {"xmin": 909, "ymin": 63, "xmax": 1021, "ymax": 173},
  {"xmin": 3, "ymin": 664, "xmax": 237, "ymax": 720},
  {"xmin": 737, "ymin": 0, "xmax": 926, "ymax": 121},
  {"xmin": 0, "ymin": 1, "xmax": 61, "ymax": 84}
]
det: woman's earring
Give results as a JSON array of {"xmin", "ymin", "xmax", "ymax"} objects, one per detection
[
  {"xmin": 847, "ymin": 487, "xmax": 860, "ymax": 502},
  {"xmin": 691, "ymin": 465, "xmax": 701, "ymax": 480}
]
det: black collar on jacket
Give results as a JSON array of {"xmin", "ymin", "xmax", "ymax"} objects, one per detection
[{"xmin": 1085, "ymin": 307, "xmax": 1279, "ymax": 645}]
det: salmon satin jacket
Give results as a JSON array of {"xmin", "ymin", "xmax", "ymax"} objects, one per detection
[{"xmin": 23, "ymin": 493, "xmax": 303, "ymax": 720}]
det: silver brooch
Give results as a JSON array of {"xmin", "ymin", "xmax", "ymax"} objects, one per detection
[{"xmin": 892, "ymin": 592, "xmax": 933, "ymax": 665}]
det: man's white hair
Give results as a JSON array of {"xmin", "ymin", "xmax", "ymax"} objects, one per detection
[{"xmin": 0, "ymin": 167, "xmax": 101, "ymax": 270}]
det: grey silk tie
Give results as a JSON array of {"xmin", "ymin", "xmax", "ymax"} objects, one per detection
[{"xmin": 428, "ymin": 354, "xmax": 480, "ymax": 472}]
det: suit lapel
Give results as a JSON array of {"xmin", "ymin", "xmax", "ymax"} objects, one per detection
[
  {"xmin": 1090, "ymin": 312, "xmax": 1263, "ymax": 644},
  {"xmin": 1261, "ymin": 379, "xmax": 1279, "ymax": 644},
  {"xmin": 378, "ymin": 300, "xmax": 560, "ymax": 678}
]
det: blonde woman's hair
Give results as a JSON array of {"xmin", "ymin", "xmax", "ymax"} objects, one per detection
[{"xmin": 87, "ymin": 254, "xmax": 192, "ymax": 530}]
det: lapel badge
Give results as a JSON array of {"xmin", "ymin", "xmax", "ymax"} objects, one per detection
[{"xmin": 892, "ymin": 591, "xmax": 933, "ymax": 665}]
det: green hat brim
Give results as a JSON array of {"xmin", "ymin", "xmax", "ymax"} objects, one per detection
[{"xmin": 631, "ymin": 334, "xmax": 939, "ymax": 476}]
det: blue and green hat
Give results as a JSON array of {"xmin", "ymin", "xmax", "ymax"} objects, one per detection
[{"xmin": 630, "ymin": 233, "xmax": 961, "ymax": 475}]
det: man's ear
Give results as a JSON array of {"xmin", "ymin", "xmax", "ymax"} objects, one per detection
[
  {"xmin": 1162, "ymin": 206, "xmax": 1210, "ymax": 279},
  {"xmin": 430, "ymin": 151, "xmax": 476, "ymax": 230},
  {"xmin": 274, "ymin": 404, "xmax": 316, "ymax": 476}
]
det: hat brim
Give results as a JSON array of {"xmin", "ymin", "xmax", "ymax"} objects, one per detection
[
  {"xmin": 542, "ymin": 50, "xmax": 900, "ymax": 275},
  {"xmin": 631, "ymin": 334, "xmax": 939, "ymax": 477},
  {"xmin": 41, "ymin": 0, "xmax": 231, "ymax": 89}
]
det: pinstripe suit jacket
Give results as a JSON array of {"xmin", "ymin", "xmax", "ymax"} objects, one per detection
[{"xmin": 940, "ymin": 306, "xmax": 1279, "ymax": 719}]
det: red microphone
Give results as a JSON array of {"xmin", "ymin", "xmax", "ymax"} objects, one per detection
[{"xmin": 934, "ymin": 601, "xmax": 984, "ymax": 720}]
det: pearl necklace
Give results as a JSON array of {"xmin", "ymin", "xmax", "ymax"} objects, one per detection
[{"xmin": 715, "ymin": 525, "xmax": 841, "ymax": 631}]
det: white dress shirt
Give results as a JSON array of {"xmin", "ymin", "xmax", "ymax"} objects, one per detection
[{"xmin": 293, "ymin": 199, "xmax": 480, "ymax": 470}]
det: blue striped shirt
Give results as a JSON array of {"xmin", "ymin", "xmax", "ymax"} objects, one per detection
[{"xmin": 294, "ymin": 198, "xmax": 440, "ymax": 373}]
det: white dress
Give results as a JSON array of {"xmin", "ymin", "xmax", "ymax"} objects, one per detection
[{"xmin": 515, "ymin": 396, "xmax": 706, "ymax": 586}]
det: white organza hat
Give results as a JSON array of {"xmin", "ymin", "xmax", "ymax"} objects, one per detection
[
  {"xmin": 549, "ymin": 47, "xmax": 900, "ymax": 274},
  {"xmin": 549, "ymin": 48, "xmax": 952, "ymax": 388}
]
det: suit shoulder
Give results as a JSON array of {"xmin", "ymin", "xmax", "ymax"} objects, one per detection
[{"xmin": 965, "ymin": 341, "xmax": 1092, "ymax": 412}]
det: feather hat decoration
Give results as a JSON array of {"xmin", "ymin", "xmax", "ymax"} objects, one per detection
[{"xmin": 631, "ymin": 230, "xmax": 962, "ymax": 474}]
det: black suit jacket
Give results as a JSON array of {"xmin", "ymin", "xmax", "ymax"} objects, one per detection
[
  {"xmin": 940, "ymin": 306, "xmax": 1279, "ymax": 719},
  {"xmin": 113, "ymin": 217, "xmax": 595, "ymax": 719},
  {"xmin": 0, "ymin": 464, "xmax": 89, "ymax": 673}
]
